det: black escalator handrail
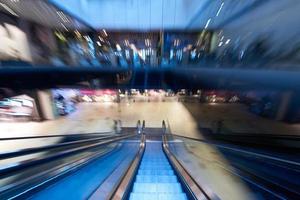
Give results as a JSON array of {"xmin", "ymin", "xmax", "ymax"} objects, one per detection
[
  {"xmin": 0, "ymin": 134, "xmax": 123, "ymax": 160},
  {"xmin": 162, "ymin": 135, "xmax": 215, "ymax": 200},
  {"xmin": 0, "ymin": 132, "xmax": 113, "ymax": 141},
  {"xmin": 0, "ymin": 134, "xmax": 137, "ymax": 179}
]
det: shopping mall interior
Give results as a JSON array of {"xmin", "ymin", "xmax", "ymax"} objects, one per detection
[{"xmin": 0, "ymin": 0, "xmax": 299, "ymax": 200}]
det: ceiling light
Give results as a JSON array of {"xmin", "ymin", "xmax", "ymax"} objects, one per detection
[
  {"xmin": 60, "ymin": 23, "xmax": 68, "ymax": 31},
  {"xmin": 145, "ymin": 39, "xmax": 151, "ymax": 47},
  {"xmin": 74, "ymin": 30, "xmax": 81, "ymax": 38},
  {"xmin": 216, "ymin": 2, "xmax": 224, "ymax": 17},
  {"xmin": 116, "ymin": 44, "xmax": 122, "ymax": 51},
  {"xmin": 83, "ymin": 35, "xmax": 89, "ymax": 41},
  {"xmin": 124, "ymin": 39, "xmax": 130, "ymax": 46},
  {"xmin": 57, "ymin": 11, "xmax": 69, "ymax": 23},
  {"xmin": 0, "ymin": 3, "xmax": 19, "ymax": 17},
  {"xmin": 204, "ymin": 18, "xmax": 211, "ymax": 29},
  {"xmin": 98, "ymin": 36, "xmax": 104, "ymax": 42},
  {"xmin": 102, "ymin": 29, "xmax": 108, "ymax": 37},
  {"xmin": 55, "ymin": 31, "xmax": 66, "ymax": 42}
]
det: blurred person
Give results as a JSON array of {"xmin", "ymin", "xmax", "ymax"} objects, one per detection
[{"xmin": 113, "ymin": 120, "xmax": 122, "ymax": 134}]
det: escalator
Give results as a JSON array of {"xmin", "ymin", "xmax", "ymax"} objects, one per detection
[
  {"xmin": 129, "ymin": 140, "xmax": 188, "ymax": 200},
  {"xmin": 0, "ymin": 122, "xmax": 209, "ymax": 200},
  {"xmin": 110, "ymin": 126, "xmax": 209, "ymax": 200},
  {"xmin": 1, "ymin": 121, "xmax": 298, "ymax": 199},
  {"xmin": 0, "ymin": 128, "xmax": 141, "ymax": 199}
]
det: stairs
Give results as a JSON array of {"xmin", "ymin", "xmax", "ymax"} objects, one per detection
[{"xmin": 129, "ymin": 141, "xmax": 188, "ymax": 200}]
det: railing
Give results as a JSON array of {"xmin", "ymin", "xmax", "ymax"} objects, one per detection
[
  {"xmin": 161, "ymin": 120, "xmax": 215, "ymax": 200},
  {"xmin": 0, "ymin": 123, "xmax": 143, "ymax": 199},
  {"xmin": 0, "ymin": 134, "xmax": 126, "ymax": 160},
  {"xmin": 0, "ymin": 134, "xmax": 137, "ymax": 179},
  {"xmin": 0, "ymin": 131, "xmax": 113, "ymax": 141},
  {"xmin": 162, "ymin": 135, "xmax": 213, "ymax": 200}
]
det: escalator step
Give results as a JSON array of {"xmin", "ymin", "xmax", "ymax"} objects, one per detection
[
  {"xmin": 141, "ymin": 160, "xmax": 169, "ymax": 164},
  {"xmin": 142, "ymin": 157, "xmax": 168, "ymax": 160},
  {"xmin": 158, "ymin": 193, "xmax": 188, "ymax": 200},
  {"xmin": 132, "ymin": 183, "xmax": 183, "ymax": 193},
  {"xmin": 129, "ymin": 193, "xmax": 155, "ymax": 200},
  {"xmin": 129, "ymin": 193, "xmax": 188, "ymax": 200},
  {"xmin": 139, "ymin": 165, "xmax": 172, "ymax": 170},
  {"xmin": 135, "ymin": 175, "xmax": 178, "ymax": 183},
  {"xmin": 138, "ymin": 169, "xmax": 175, "ymax": 176},
  {"xmin": 140, "ymin": 160, "xmax": 169, "ymax": 163},
  {"xmin": 128, "ymin": 141, "xmax": 188, "ymax": 200},
  {"xmin": 140, "ymin": 162, "xmax": 170, "ymax": 166}
]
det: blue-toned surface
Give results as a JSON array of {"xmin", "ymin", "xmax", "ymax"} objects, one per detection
[
  {"xmin": 30, "ymin": 141, "xmax": 139, "ymax": 200},
  {"xmin": 129, "ymin": 141, "xmax": 188, "ymax": 200}
]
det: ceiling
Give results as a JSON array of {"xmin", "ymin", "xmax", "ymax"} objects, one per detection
[
  {"xmin": 1, "ymin": 0, "xmax": 299, "ymax": 54},
  {"xmin": 0, "ymin": 0, "xmax": 89, "ymax": 30},
  {"xmin": 48, "ymin": 0, "xmax": 299, "ymax": 31},
  {"xmin": 48, "ymin": 0, "xmax": 300, "ymax": 53}
]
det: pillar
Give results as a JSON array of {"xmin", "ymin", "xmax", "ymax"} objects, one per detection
[
  {"xmin": 275, "ymin": 91, "xmax": 293, "ymax": 121},
  {"xmin": 37, "ymin": 90, "xmax": 56, "ymax": 120}
]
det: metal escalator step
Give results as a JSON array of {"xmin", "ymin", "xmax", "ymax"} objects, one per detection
[
  {"xmin": 135, "ymin": 175, "xmax": 178, "ymax": 183},
  {"xmin": 128, "ymin": 141, "xmax": 188, "ymax": 200},
  {"xmin": 156, "ymin": 183, "xmax": 183, "ymax": 193},
  {"xmin": 139, "ymin": 165, "xmax": 172, "ymax": 170},
  {"xmin": 141, "ymin": 157, "xmax": 168, "ymax": 160},
  {"xmin": 140, "ymin": 162, "xmax": 169, "ymax": 164},
  {"xmin": 138, "ymin": 169, "xmax": 174, "ymax": 176},
  {"xmin": 140, "ymin": 160, "xmax": 169, "ymax": 163},
  {"xmin": 133, "ymin": 183, "xmax": 157, "ymax": 193},
  {"xmin": 140, "ymin": 162, "xmax": 170, "ymax": 166},
  {"xmin": 129, "ymin": 193, "xmax": 188, "ymax": 200},
  {"xmin": 133, "ymin": 183, "xmax": 183, "ymax": 193},
  {"xmin": 129, "ymin": 193, "xmax": 158, "ymax": 200},
  {"xmin": 141, "ymin": 160, "xmax": 169, "ymax": 164},
  {"xmin": 158, "ymin": 193, "xmax": 189, "ymax": 200}
]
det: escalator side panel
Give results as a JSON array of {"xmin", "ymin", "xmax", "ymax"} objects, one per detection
[{"xmin": 30, "ymin": 141, "xmax": 139, "ymax": 200}]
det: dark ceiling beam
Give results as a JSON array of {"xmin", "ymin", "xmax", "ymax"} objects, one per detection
[{"xmin": 0, "ymin": 67, "xmax": 300, "ymax": 91}]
